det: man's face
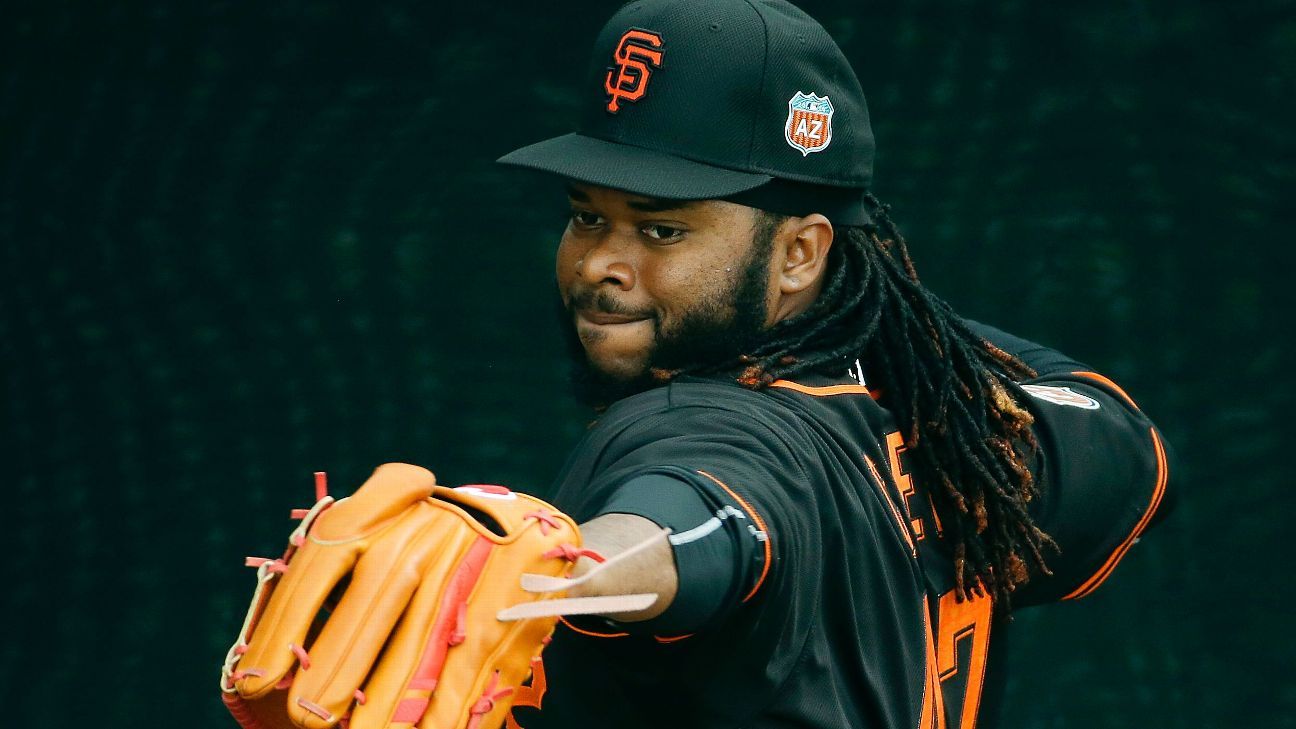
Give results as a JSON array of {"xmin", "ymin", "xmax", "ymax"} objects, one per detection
[{"xmin": 556, "ymin": 183, "xmax": 779, "ymax": 400}]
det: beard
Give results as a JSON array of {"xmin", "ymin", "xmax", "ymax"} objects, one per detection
[{"xmin": 560, "ymin": 229, "xmax": 777, "ymax": 410}]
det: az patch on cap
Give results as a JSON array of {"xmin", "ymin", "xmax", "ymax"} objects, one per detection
[{"xmin": 785, "ymin": 91, "xmax": 834, "ymax": 156}]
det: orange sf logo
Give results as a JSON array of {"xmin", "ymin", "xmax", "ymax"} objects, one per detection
[{"xmin": 604, "ymin": 28, "xmax": 664, "ymax": 113}]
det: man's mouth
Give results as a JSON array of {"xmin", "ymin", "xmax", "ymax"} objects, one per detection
[{"xmin": 575, "ymin": 309, "xmax": 650, "ymax": 326}]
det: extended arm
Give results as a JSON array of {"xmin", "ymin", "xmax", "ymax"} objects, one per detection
[
  {"xmin": 555, "ymin": 463, "xmax": 768, "ymax": 634},
  {"xmin": 569, "ymin": 513, "xmax": 679, "ymax": 622}
]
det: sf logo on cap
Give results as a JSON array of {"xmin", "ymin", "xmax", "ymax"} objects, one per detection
[{"xmin": 604, "ymin": 28, "xmax": 664, "ymax": 113}]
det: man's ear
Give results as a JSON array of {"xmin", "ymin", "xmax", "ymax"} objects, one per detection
[{"xmin": 779, "ymin": 213, "xmax": 834, "ymax": 295}]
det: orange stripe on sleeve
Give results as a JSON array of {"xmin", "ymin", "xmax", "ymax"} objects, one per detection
[
  {"xmin": 1062, "ymin": 427, "xmax": 1169, "ymax": 600},
  {"xmin": 696, "ymin": 470, "xmax": 772, "ymax": 603},
  {"xmin": 1071, "ymin": 371, "xmax": 1141, "ymax": 412}
]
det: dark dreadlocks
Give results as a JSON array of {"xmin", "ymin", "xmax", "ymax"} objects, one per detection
[{"xmin": 686, "ymin": 194, "xmax": 1057, "ymax": 606}]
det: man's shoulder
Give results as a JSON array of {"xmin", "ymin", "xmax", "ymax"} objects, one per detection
[
  {"xmin": 596, "ymin": 373, "xmax": 890, "ymax": 444},
  {"xmin": 554, "ymin": 379, "xmax": 820, "ymax": 510},
  {"xmin": 577, "ymin": 379, "xmax": 811, "ymax": 460},
  {"xmin": 601, "ymin": 376, "xmax": 802, "ymax": 422}
]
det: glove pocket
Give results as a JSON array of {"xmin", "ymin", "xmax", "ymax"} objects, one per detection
[{"xmin": 432, "ymin": 485, "xmax": 580, "ymax": 547}]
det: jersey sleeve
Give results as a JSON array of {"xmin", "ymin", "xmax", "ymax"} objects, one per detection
[
  {"xmin": 553, "ymin": 397, "xmax": 821, "ymax": 636},
  {"xmin": 966, "ymin": 320, "xmax": 1175, "ymax": 606}
]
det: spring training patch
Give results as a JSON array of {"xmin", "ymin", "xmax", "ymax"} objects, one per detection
[{"xmin": 785, "ymin": 91, "xmax": 834, "ymax": 156}]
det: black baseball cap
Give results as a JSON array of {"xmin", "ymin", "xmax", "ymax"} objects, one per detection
[{"xmin": 497, "ymin": 0, "xmax": 876, "ymax": 226}]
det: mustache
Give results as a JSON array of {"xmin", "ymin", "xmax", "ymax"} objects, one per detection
[{"xmin": 566, "ymin": 289, "xmax": 656, "ymax": 320}]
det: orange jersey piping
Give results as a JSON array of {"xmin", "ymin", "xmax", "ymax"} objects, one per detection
[
  {"xmin": 1071, "ymin": 371, "xmax": 1141, "ymax": 412},
  {"xmin": 770, "ymin": 380, "xmax": 880, "ymax": 399},
  {"xmin": 696, "ymin": 469, "xmax": 772, "ymax": 603},
  {"xmin": 863, "ymin": 454, "xmax": 917, "ymax": 558},
  {"xmin": 1062, "ymin": 427, "xmax": 1169, "ymax": 600}
]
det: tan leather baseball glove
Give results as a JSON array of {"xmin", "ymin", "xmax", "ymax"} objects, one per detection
[{"xmin": 218, "ymin": 463, "xmax": 653, "ymax": 729}]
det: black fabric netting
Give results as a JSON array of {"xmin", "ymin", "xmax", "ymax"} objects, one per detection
[{"xmin": 1, "ymin": 1, "xmax": 1292, "ymax": 726}]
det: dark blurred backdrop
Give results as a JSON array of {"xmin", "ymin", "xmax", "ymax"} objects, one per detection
[{"xmin": 2, "ymin": 0, "xmax": 1293, "ymax": 726}]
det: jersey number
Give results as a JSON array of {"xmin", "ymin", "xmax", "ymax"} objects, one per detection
[
  {"xmin": 885, "ymin": 432, "xmax": 925, "ymax": 539},
  {"xmin": 920, "ymin": 590, "xmax": 992, "ymax": 729}
]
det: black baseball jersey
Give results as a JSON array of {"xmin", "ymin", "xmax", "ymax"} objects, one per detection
[{"xmin": 512, "ymin": 325, "xmax": 1171, "ymax": 729}]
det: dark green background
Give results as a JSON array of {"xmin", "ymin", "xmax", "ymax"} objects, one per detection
[{"xmin": 2, "ymin": 0, "xmax": 1292, "ymax": 726}]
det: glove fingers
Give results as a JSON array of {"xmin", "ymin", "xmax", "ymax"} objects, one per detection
[
  {"xmin": 287, "ymin": 502, "xmax": 445, "ymax": 728},
  {"xmin": 347, "ymin": 529, "xmax": 492, "ymax": 729},
  {"xmin": 235, "ymin": 537, "xmax": 362, "ymax": 701},
  {"xmin": 311, "ymin": 463, "xmax": 437, "ymax": 542},
  {"xmin": 233, "ymin": 463, "xmax": 435, "ymax": 709}
]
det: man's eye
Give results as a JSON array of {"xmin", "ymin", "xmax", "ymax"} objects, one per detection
[
  {"xmin": 642, "ymin": 224, "xmax": 683, "ymax": 241},
  {"xmin": 570, "ymin": 211, "xmax": 603, "ymax": 228}
]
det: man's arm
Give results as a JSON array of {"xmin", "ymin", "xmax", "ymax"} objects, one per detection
[
  {"xmin": 557, "ymin": 463, "xmax": 770, "ymax": 633},
  {"xmin": 966, "ymin": 319, "xmax": 1175, "ymax": 605},
  {"xmin": 568, "ymin": 513, "xmax": 680, "ymax": 622}
]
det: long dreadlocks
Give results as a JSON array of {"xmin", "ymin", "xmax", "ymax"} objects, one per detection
[{"xmin": 693, "ymin": 194, "xmax": 1056, "ymax": 606}]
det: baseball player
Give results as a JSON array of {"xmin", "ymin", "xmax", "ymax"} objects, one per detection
[{"xmin": 491, "ymin": 1, "xmax": 1174, "ymax": 727}]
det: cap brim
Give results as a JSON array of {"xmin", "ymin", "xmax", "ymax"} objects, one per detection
[{"xmin": 497, "ymin": 133, "xmax": 773, "ymax": 200}]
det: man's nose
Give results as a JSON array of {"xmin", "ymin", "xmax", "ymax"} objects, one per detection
[{"xmin": 576, "ymin": 234, "xmax": 636, "ymax": 291}]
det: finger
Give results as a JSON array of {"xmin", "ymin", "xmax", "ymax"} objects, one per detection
[
  {"xmin": 312, "ymin": 463, "xmax": 437, "ymax": 542},
  {"xmin": 235, "ymin": 530, "xmax": 363, "ymax": 701},
  {"xmin": 347, "ymin": 520, "xmax": 490, "ymax": 729},
  {"xmin": 286, "ymin": 501, "xmax": 443, "ymax": 728}
]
